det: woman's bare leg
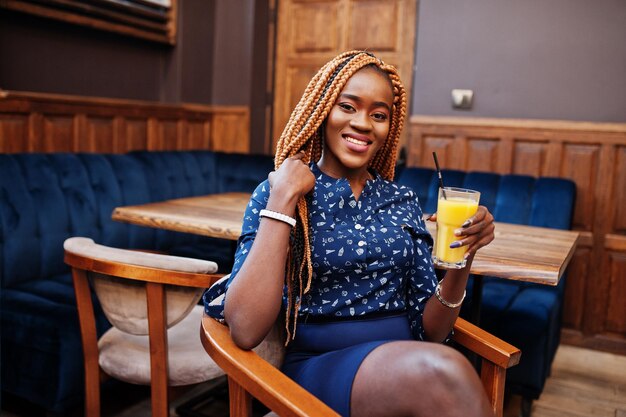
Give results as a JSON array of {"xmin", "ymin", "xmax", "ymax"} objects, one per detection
[{"xmin": 350, "ymin": 341, "xmax": 494, "ymax": 417}]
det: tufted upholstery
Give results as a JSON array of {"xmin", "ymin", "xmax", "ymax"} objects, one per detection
[
  {"xmin": 0, "ymin": 151, "xmax": 274, "ymax": 414},
  {"xmin": 397, "ymin": 168, "xmax": 576, "ymax": 402}
]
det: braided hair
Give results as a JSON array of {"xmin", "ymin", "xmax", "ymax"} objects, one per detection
[{"xmin": 274, "ymin": 50, "xmax": 408, "ymax": 342}]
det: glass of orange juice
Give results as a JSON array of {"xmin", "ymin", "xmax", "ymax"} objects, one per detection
[{"xmin": 432, "ymin": 187, "xmax": 480, "ymax": 269}]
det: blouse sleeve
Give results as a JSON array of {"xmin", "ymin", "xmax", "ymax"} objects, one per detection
[
  {"xmin": 403, "ymin": 193, "xmax": 439, "ymax": 341},
  {"xmin": 203, "ymin": 180, "xmax": 271, "ymax": 320}
]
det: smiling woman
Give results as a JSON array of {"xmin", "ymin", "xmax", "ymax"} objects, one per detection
[{"xmin": 203, "ymin": 51, "xmax": 497, "ymax": 417}]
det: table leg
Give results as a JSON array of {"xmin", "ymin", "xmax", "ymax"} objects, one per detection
[
  {"xmin": 470, "ymin": 274, "xmax": 483, "ymax": 326},
  {"xmin": 468, "ymin": 274, "xmax": 484, "ymax": 371}
]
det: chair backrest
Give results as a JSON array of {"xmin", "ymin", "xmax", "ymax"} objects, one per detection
[
  {"xmin": 65, "ymin": 237, "xmax": 216, "ymax": 334},
  {"xmin": 64, "ymin": 237, "xmax": 223, "ymax": 417}
]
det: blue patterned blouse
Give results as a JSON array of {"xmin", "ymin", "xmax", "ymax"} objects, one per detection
[{"xmin": 203, "ymin": 164, "xmax": 438, "ymax": 340}]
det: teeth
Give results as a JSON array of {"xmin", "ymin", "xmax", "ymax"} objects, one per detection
[{"xmin": 344, "ymin": 136, "xmax": 368, "ymax": 146}]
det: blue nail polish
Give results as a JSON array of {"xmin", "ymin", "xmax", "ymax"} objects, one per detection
[
  {"xmin": 462, "ymin": 220, "xmax": 471, "ymax": 228},
  {"xmin": 449, "ymin": 241, "xmax": 462, "ymax": 249}
]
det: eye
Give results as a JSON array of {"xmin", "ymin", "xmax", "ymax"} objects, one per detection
[
  {"xmin": 338, "ymin": 103, "xmax": 355, "ymax": 112},
  {"xmin": 372, "ymin": 112, "xmax": 389, "ymax": 121}
]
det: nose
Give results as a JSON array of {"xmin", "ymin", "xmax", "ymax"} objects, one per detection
[{"xmin": 349, "ymin": 111, "xmax": 372, "ymax": 132}]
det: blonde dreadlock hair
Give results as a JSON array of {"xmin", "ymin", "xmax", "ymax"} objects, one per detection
[{"xmin": 274, "ymin": 50, "xmax": 408, "ymax": 343}]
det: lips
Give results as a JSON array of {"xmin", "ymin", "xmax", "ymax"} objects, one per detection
[{"xmin": 342, "ymin": 133, "xmax": 372, "ymax": 152}]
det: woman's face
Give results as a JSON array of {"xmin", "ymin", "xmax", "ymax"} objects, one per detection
[{"xmin": 319, "ymin": 67, "xmax": 393, "ymax": 178}]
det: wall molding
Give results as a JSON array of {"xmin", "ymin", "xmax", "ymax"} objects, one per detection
[{"xmin": 0, "ymin": 90, "xmax": 249, "ymax": 153}]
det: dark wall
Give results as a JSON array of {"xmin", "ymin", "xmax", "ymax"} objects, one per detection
[
  {"xmin": 0, "ymin": 0, "xmax": 217, "ymax": 104},
  {"xmin": 0, "ymin": 0, "xmax": 267, "ymax": 151},
  {"xmin": 412, "ymin": 0, "xmax": 626, "ymax": 123}
]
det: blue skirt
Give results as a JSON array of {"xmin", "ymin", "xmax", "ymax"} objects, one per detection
[{"xmin": 280, "ymin": 313, "xmax": 413, "ymax": 417}]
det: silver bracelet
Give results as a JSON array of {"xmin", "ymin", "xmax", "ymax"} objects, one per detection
[
  {"xmin": 435, "ymin": 281, "xmax": 465, "ymax": 308},
  {"xmin": 259, "ymin": 209, "xmax": 296, "ymax": 227}
]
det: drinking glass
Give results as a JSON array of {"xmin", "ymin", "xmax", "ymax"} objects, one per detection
[{"xmin": 432, "ymin": 187, "xmax": 480, "ymax": 269}]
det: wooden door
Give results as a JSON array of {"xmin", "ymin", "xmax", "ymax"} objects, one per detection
[{"xmin": 270, "ymin": 0, "xmax": 418, "ymax": 152}]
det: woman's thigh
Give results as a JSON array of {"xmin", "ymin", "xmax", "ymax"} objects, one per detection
[{"xmin": 350, "ymin": 341, "xmax": 493, "ymax": 417}]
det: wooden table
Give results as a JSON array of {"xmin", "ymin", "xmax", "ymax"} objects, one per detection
[
  {"xmin": 112, "ymin": 192, "xmax": 579, "ymax": 287},
  {"xmin": 112, "ymin": 193, "xmax": 250, "ymax": 241}
]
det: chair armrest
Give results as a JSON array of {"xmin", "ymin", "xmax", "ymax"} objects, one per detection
[
  {"xmin": 453, "ymin": 317, "xmax": 521, "ymax": 417},
  {"xmin": 201, "ymin": 314, "xmax": 520, "ymax": 417},
  {"xmin": 453, "ymin": 317, "xmax": 521, "ymax": 369},
  {"xmin": 201, "ymin": 314, "xmax": 340, "ymax": 417},
  {"xmin": 65, "ymin": 251, "xmax": 224, "ymax": 289}
]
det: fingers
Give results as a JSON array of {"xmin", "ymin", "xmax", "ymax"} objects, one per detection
[
  {"xmin": 290, "ymin": 151, "xmax": 305, "ymax": 160},
  {"xmin": 464, "ymin": 222, "xmax": 495, "ymax": 254},
  {"xmin": 451, "ymin": 206, "xmax": 495, "ymax": 254},
  {"xmin": 456, "ymin": 207, "xmax": 492, "ymax": 235},
  {"xmin": 461, "ymin": 205, "xmax": 487, "ymax": 228}
]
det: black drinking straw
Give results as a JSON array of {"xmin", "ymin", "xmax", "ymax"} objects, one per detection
[{"xmin": 432, "ymin": 152, "xmax": 447, "ymax": 199}]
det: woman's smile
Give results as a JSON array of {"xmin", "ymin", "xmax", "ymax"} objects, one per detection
[{"xmin": 342, "ymin": 133, "xmax": 373, "ymax": 152}]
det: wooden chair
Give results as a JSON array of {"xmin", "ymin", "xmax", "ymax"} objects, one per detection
[
  {"xmin": 64, "ymin": 237, "xmax": 225, "ymax": 417},
  {"xmin": 201, "ymin": 312, "xmax": 521, "ymax": 417}
]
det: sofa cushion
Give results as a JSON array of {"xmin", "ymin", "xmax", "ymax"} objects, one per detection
[
  {"xmin": 214, "ymin": 152, "xmax": 274, "ymax": 193},
  {"xmin": 1, "ymin": 273, "xmax": 110, "ymax": 412}
]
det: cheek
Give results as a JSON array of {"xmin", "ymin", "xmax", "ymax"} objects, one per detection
[{"xmin": 376, "ymin": 122, "xmax": 390, "ymax": 142}]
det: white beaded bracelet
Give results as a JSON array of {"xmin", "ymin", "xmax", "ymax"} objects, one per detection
[
  {"xmin": 259, "ymin": 209, "xmax": 296, "ymax": 228},
  {"xmin": 435, "ymin": 281, "xmax": 466, "ymax": 308}
]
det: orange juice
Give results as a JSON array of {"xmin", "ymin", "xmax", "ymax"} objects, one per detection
[{"xmin": 433, "ymin": 188, "xmax": 480, "ymax": 269}]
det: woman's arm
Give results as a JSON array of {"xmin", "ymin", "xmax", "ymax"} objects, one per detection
[
  {"xmin": 422, "ymin": 206, "xmax": 495, "ymax": 342},
  {"xmin": 224, "ymin": 153, "xmax": 315, "ymax": 349}
]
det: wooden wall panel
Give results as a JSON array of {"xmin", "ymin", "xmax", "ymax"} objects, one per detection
[
  {"xmin": 0, "ymin": 90, "xmax": 250, "ymax": 154},
  {"xmin": 349, "ymin": 0, "xmax": 399, "ymax": 51},
  {"xmin": 613, "ymin": 146, "xmax": 626, "ymax": 233},
  {"xmin": 183, "ymin": 121, "xmax": 210, "ymax": 150},
  {"xmin": 466, "ymin": 138, "xmax": 499, "ymax": 172},
  {"xmin": 512, "ymin": 140, "xmax": 547, "ymax": 177},
  {"xmin": 421, "ymin": 135, "xmax": 455, "ymax": 167},
  {"xmin": 150, "ymin": 119, "xmax": 179, "ymax": 151},
  {"xmin": 42, "ymin": 115, "xmax": 74, "ymax": 152},
  {"xmin": 409, "ymin": 115, "xmax": 626, "ymax": 354},
  {"xmin": 291, "ymin": 2, "xmax": 339, "ymax": 53},
  {"xmin": 606, "ymin": 252, "xmax": 626, "ymax": 334},
  {"xmin": 124, "ymin": 119, "xmax": 148, "ymax": 152},
  {"xmin": 210, "ymin": 112, "xmax": 250, "ymax": 154},
  {"xmin": 83, "ymin": 116, "xmax": 115, "ymax": 153},
  {"xmin": 0, "ymin": 115, "xmax": 28, "ymax": 152},
  {"xmin": 561, "ymin": 144, "xmax": 600, "ymax": 231}
]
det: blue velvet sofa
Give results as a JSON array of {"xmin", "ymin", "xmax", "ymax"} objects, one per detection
[
  {"xmin": 397, "ymin": 167, "xmax": 576, "ymax": 412},
  {"xmin": 0, "ymin": 151, "xmax": 274, "ymax": 415}
]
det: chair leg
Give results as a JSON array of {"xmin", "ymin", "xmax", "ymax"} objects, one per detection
[
  {"xmin": 520, "ymin": 397, "xmax": 533, "ymax": 417},
  {"xmin": 228, "ymin": 377, "xmax": 253, "ymax": 417}
]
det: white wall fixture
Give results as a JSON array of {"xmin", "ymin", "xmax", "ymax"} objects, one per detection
[{"xmin": 452, "ymin": 89, "xmax": 474, "ymax": 110}]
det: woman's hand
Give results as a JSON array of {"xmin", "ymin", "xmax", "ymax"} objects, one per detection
[
  {"xmin": 268, "ymin": 152, "xmax": 316, "ymax": 200},
  {"xmin": 427, "ymin": 206, "xmax": 495, "ymax": 256},
  {"xmin": 453, "ymin": 206, "xmax": 495, "ymax": 256}
]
